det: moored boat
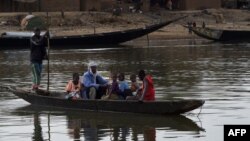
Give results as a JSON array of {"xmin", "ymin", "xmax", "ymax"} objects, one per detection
[
  {"xmin": 0, "ymin": 16, "xmax": 186, "ymax": 49},
  {"xmin": 10, "ymin": 87, "xmax": 205, "ymax": 115},
  {"xmin": 190, "ymin": 26, "xmax": 250, "ymax": 42}
]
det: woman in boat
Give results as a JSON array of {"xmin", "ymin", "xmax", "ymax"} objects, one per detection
[
  {"xmin": 126, "ymin": 70, "xmax": 155, "ymax": 101},
  {"xmin": 30, "ymin": 27, "xmax": 48, "ymax": 90},
  {"xmin": 82, "ymin": 62, "xmax": 108, "ymax": 99},
  {"xmin": 65, "ymin": 73, "xmax": 82, "ymax": 100},
  {"xmin": 138, "ymin": 70, "xmax": 155, "ymax": 101},
  {"xmin": 101, "ymin": 72, "xmax": 120, "ymax": 100}
]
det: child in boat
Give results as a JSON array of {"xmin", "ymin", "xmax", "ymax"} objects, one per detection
[
  {"xmin": 102, "ymin": 72, "xmax": 119, "ymax": 100},
  {"xmin": 126, "ymin": 73, "xmax": 141, "ymax": 100},
  {"xmin": 65, "ymin": 73, "xmax": 82, "ymax": 100},
  {"xmin": 130, "ymin": 74, "xmax": 140, "ymax": 95},
  {"xmin": 126, "ymin": 70, "xmax": 155, "ymax": 101},
  {"xmin": 118, "ymin": 72, "xmax": 130, "ymax": 99}
]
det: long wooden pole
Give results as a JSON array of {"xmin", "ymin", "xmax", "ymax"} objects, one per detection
[{"xmin": 47, "ymin": 33, "xmax": 50, "ymax": 92}]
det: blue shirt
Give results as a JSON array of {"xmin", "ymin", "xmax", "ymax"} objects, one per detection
[
  {"xmin": 82, "ymin": 71, "xmax": 108, "ymax": 89},
  {"xmin": 118, "ymin": 81, "xmax": 129, "ymax": 92}
]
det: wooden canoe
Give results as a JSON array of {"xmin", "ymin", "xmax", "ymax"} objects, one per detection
[
  {"xmin": 0, "ymin": 16, "xmax": 186, "ymax": 49},
  {"xmin": 10, "ymin": 87, "xmax": 205, "ymax": 115},
  {"xmin": 189, "ymin": 27, "xmax": 250, "ymax": 42}
]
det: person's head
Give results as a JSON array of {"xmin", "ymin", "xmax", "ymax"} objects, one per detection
[
  {"xmin": 88, "ymin": 62, "xmax": 97, "ymax": 74},
  {"xmin": 130, "ymin": 74, "xmax": 137, "ymax": 82},
  {"xmin": 90, "ymin": 66, "xmax": 97, "ymax": 74},
  {"xmin": 72, "ymin": 73, "xmax": 79, "ymax": 85},
  {"xmin": 118, "ymin": 72, "xmax": 125, "ymax": 81},
  {"xmin": 34, "ymin": 27, "xmax": 41, "ymax": 36},
  {"xmin": 110, "ymin": 72, "xmax": 117, "ymax": 82},
  {"xmin": 138, "ymin": 70, "xmax": 146, "ymax": 81}
]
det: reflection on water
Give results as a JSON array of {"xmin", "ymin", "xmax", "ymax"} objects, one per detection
[
  {"xmin": 33, "ymin": 113, "xmax": 44, "ymax": 141},
  {"xmin": 1, "ymin": 39, "xmax": 250, "ymax": 140},
  {"xmin": 13, "ymin": 105, "xmax": 204, "ymax": 141}
]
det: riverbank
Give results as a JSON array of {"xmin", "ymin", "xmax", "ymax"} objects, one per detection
[{"xmin": 0, "ymin": 9, "xmax": 249, "ymax": 40}]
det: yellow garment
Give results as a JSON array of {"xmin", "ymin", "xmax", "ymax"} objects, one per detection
[{"xmin": 101, "ymin": 93, "xmax": 119, "ymax": 100}]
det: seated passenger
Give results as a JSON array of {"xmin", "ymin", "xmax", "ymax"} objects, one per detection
[
  {"xmin": 65, "ymin": 73, "xmax": 82, "ymax": 100},
  {"xmin": 126, "ymin": 70, "xmax": 155, "ymax": 101},
  {"xmin": 82, "ymin": 62, "xmax": 108, "ymax": 99},
  {"xmin": 118, "ymin": 72, "xmax": 130, "ymax": 99},
  {"xmin": 130, "ymin": 73, "xmax": 140, "ymax": 95},
  {"xmin": 101, "ymin": 72, "xmax": 120, "ymax": 100}
]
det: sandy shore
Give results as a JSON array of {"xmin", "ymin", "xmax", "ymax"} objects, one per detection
[{"xmin": 0, "ymin": 9, "xmax": 249, "ymax": 40}]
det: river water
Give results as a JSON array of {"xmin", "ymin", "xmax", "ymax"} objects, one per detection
[{"xmin": 0, "ymin": 39, "xmax": 250, "ymax": 141}]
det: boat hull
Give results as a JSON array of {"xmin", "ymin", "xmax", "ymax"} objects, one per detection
[
  {"xmin": 191, "ymin": 27, "xmax": 250, "ymax": 42},
  {"xmin": 11, "ymin": 87, "xmax": 205, "ymax": 115},
  {"xmin": 0, "ymin": 17, "xmax": 186, "ymax": 49}
]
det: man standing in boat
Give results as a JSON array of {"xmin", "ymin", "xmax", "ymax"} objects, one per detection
[
  {"xmin": 82, "ymin": 62, "xmax": 108, "ymax": 99},
  {"xmin": 30, "ymin": 27, "xmax": 48, "ymax": 90}
]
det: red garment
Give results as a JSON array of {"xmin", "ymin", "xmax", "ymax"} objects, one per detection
[{"xmin": 142, "ymin": 75, "xmax": 155, "ymax": 101}]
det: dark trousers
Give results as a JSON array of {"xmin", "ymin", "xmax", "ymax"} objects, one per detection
[{"xmin": 85, "ymin": 86, "xmax": 107, "ymax": 99}]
